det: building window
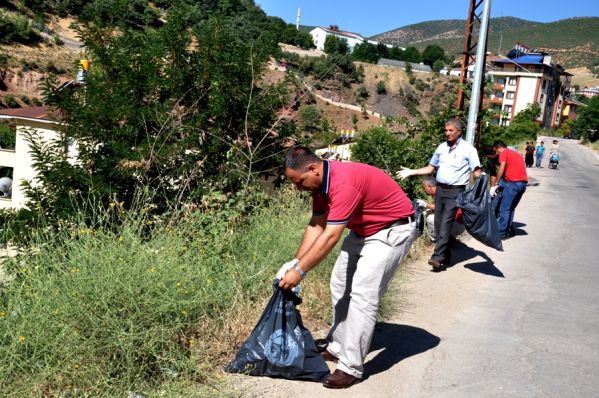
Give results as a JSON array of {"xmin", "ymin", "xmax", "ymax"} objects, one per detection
[
  {"xmin": 0, "ymin": 167, "xmax": 13, "ymax": 199},
  {"xmin": 495, "ymin": 91, "xmax": 504, "ymax": 98},
  {"xmin": 497, "ymin": 78, "xmax": 506, "ymax": 85},
  {"xmin": 503, "ymin": 105, "xmax": 512, "ymax": 114},
  {"xmin": 542, "ymin": 80, "xmax": 547, "ymax": 89},
  {"xmin": 506, "ymin": 91, "xmax": 515, "ymax": 99},
  {"xmin": 508, "ymin": 77, "xmax": 517, "ymax": 85},
  {"xmin": 540, "ymin": 94, "xmax": 545, "ymax": 103}
]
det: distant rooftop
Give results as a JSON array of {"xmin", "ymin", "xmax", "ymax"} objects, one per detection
[
  {"xmin": 0, "ymin": 106, "xmax": 62, "ymax": 122},
  {"xmin": 315, "ymin": 25, "xmax": 365, "ymax": 41},
  {"xmin": 377, "ymin": 58, "xmax": 432, "ymax": 73}
]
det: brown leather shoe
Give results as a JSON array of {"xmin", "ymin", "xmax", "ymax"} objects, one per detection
[
  {"xmin": 428, "ymin": 258, "xmax": 445, "ymax": 271},
  {"xmin": 322, "ymin": 369, "xmax": 361, "ymax": 389},
  {"xmin": 321, "ymin": 350, "xmax": 338, "ymax": 362}
]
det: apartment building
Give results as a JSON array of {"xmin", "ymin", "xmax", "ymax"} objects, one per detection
[{"xmin": 486, "ymin": 53, "xmax": 571, "ymax": 128}]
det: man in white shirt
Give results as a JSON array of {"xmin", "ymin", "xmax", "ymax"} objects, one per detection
[{"xmin": 398, "ymin": 119, "xmax": 481, "ymax": 271}]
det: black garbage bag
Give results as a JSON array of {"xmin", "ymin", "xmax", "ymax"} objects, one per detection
[
  {"xmin": 456, "ymin": 174, "xmax": 503, "ymax": 251},
  {"xmin": 412, "ymin": 200, "xmax": 425, "ymax": 238},
  {"xmin": 225, "ymin": 282, "xmax": 330, "ymax": 381}
]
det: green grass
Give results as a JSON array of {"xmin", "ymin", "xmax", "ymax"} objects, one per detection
[{"xmin": 0, "ymin": 187, "xmax": 337, "ymax": 397}]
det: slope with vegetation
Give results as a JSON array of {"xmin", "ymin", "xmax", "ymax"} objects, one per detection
[{"xmin": 372, "ymin": 16, "xmax": 599, "ymax": 68}]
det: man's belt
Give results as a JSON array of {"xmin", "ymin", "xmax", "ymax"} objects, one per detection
[
  {"xmin": 388, "ymin": 216, "xmax": 413, "ymax": 228},
  {"xmin": 437, "ymin": 183, "xmax": 466, "ymax": 189}
]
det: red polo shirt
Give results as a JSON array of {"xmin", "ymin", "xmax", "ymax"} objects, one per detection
[
  {"xmin": 498, "ymin": 148, "xmax": 528, "ymax": 182},
  {"xmin": 312, "ymin": 161, "xmax": 414, "ymax": 237}
]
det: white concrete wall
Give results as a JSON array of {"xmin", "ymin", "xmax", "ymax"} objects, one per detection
[
  {"xmin": 310, "ymin": 27, "xmax": 364, "ymax": 51},
  {"xmin": 513, "ymin": 76, "xmax": 538, "ymax": 116},
  {"xmin": 0, "ymin": 120, "xmax": 62, "ymax": 209}
]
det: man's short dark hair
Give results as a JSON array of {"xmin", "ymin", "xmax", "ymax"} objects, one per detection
[
  {"xmin": 493, "ymin": 140, "xmax": 507, "ymax": 148},
  {"xmin": 285, "ymin": 146, "xmax": 321, "ymax": 170},
  {"xmin": 445, "ymin": 118, "xmax": 462, "ymax": 131}
]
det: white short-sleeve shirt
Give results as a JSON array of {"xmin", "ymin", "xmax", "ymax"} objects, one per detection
[{"xmin": 429, "ymin": 138, "xmax": 481, "ymax": 186}]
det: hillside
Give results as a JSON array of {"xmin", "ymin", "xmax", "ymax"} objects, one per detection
[{"xmin": 372, "ymin": 17, "xmax": 599, "ymax": 68}]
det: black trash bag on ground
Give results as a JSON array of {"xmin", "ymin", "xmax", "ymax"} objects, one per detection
[
  {"xmin": 412, "ymin": 200, "xmax": 425, "ymax": 238},
  {"xmin": 456, "ymin": 174, "xmax": 503, "ymax": 251},
  {"xmin": 225, "ymin": 282, "xmax": 330, "ymax": 381}
]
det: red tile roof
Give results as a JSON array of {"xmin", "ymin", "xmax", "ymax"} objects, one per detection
[{"xmin": 0, "ymin": 106, "xmax": 62, "ymax": 122}]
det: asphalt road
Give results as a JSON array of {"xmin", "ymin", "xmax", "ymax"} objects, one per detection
[{"xmin": 237, "ymin": 138, "xmax": 599, "ymax": 398}]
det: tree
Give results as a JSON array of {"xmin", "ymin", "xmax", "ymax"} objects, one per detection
[
  {"xmin": 299, "ymin": 104, "xmax": 321, "ymax": 132},
  {"xmin": 572, "ymin": 94, "xmax": 599, "ymax": 141},
  {"xmin": 324, "ymin": 35, "xmax": 349, "ymax": 55},
  {"xmin": 432, "ymin": 59, "xmax": 445, "ymax": 73},
  {"xmin": 25, "ymin": 3, "xmax": 292, "ymax": 225},
  {"xmin": 352, "ymin": 42, "xmax": 379, "ymax": 63},
  {"xmin": 402, "ymin": 47, "xmax": 421, "ymax": 63},
  {"xmin": 422, "ymin": 44, "xmax": 445, "ymax": 67}
]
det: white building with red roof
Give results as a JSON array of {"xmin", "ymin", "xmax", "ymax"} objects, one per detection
[{"xmin": 310, "ymin": 25, "xmax": 391, "ymax": 52}]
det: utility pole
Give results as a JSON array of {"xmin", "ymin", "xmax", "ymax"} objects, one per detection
[
  {"xmin": 456, "ymin": 0, "xmax": 493, "ymax": 146},
  {"xmin": 465, "ymin": 0, "xmax": 492, "ymax": 146}
]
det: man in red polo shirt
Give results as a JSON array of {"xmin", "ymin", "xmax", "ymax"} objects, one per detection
[
  {"xmin": 277, "ymin": 146, "xmax": 415, "ymax": 389},
  {"xmin": 491, "ymin": 140, "xmax": 528, "ymax": 239}
]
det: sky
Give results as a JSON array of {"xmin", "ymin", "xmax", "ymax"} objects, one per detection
[{"xmin": 257, "ymin": 0, "xmax": 599, "ymax": 37}]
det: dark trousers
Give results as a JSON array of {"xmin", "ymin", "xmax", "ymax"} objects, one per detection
[{"xmin": 432, "ymin": 185, "xmax": 464, "ymax": 264}]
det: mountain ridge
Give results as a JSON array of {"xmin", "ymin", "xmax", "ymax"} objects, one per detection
[{"xmin": 371, "ymin": 16, "xmax": 599, "ymax": 68}]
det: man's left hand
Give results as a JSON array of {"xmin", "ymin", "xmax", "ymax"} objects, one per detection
[{"xmin": 278, "ymin": 268, "xmax": 302, "ymax": 290}]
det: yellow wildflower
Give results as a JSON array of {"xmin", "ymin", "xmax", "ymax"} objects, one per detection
[{"xmin": 18, "ymin": 335, "xmax": 25, "ymax": 343}]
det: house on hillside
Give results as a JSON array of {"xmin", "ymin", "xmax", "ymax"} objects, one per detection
[
  {"xmin": 310, "ymin": 25, "xmax": 393, "ymax": 52},
  {"xmin": 377, "ymin": 58, "xmax": 432, "ymax": 73},
  {"xmin": 485, "ymin": 52, "xmax": 571, "ymax": 129},
  {"xmin": 0, "ymin": 106, "xmax": 76, "ymax": 209},
  {"xmin": 576, "ymin": 86, "xmax": 599, "ymax": 99},
  {"xmin": 314, "ymin": 131, "xmax": 355, "ymax": 162}
]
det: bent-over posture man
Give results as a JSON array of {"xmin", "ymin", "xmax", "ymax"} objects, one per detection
[
  {"xmin": 491, "ymin": 140, "xmax": 528, "ymax": 239},
  {"xmin": 397, "ymin": 118, "xmax": 481, "ymax": 271},
  {"xmin": 277, "ymin": 146, "xmax": 415, "ymax": 389},
  {"xmin": 418, "ymin": 177, "xmax": 465, "ymax": 241}
]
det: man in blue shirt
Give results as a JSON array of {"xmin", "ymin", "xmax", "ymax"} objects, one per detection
[{"xmin": 398, "ymin": 119, "xmax": 481, "ymax": 270}]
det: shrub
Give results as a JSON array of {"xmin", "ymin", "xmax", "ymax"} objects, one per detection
[
  {"xmin": 0, "ymin": 122, "xmax": 16, "ymax": 149},
  {"xmin": 0, "ymin": 12, "xmax": 41, "ymax": 45},
  {"xmin": 356, "ymin": 86, "xmax": 369, "ymax": 100},
  {"xmin": 4, "ymin": 95, "xmax": 18, "ymax": 108},
  {"xmin": 376, "ymin": 80, "xmax": 387, "ymax": 95}
]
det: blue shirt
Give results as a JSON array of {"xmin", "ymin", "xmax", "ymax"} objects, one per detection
[
  {"xmin": 536, "ymin": 145, "xmax": 545, "ymax": 156},
  {"xmin": 430, "ymin": 137, "xmax": 481, "ymax": 186}
]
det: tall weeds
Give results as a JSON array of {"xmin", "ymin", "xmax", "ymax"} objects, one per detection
[{"xmin": 0, "ymin": 187, "xmax": 336, "ymax": 397}]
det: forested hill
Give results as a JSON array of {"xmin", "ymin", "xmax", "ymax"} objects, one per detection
[{"xmin": 371, "ymin": 16, "xmax": 599, "ymax": 68}]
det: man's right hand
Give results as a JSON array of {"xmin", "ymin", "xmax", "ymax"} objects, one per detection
[
  {"xmin": 416, "ymin": 199, "xmax": 428, "ymax": 208},
  {"xmin": 490, "ymin": 185, "xmax": 499, "ymax": 197},
  {"xmin": 276, "ymin": 258, "xmax": 299, "ymax": 280},
  {"xmin": 396, "ymin": 167, "xmax": 414, "ymax": 180}
]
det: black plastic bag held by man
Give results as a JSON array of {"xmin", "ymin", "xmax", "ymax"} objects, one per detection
[
  {"xmin": 456, "ymin": 174, "xmax": 503, "ymax": 251},
  {"xmin": 226, "ymin": 282, "xmax": 330, "ymax": 381}
]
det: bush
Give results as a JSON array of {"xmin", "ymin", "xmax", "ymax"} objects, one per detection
[
  {"xmin": 376, "ymin": 80, "xmax": 387, "ymax": 95},
  {"xmin": 356, "ymin": 86, "xmax": 369, "ymax": 100},
  {"xmin": 0, "ymin": 12, "xmax": 41, "ymax": 45},
  {"xmin": 4, "ymin": 95, "xmax": 18, "ymax": 108},
  {"xmin": 0, "ymin": 122, "xmax": 16, "ymax": 149}
]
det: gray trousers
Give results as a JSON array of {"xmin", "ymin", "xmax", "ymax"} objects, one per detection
[
  {"xmin": 325, "ymin": 221, "xmax": 415, "ymax": 378},
  {"xmin": 431, "ymin": 185, "xmax": 464, "ymax": 263}
]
